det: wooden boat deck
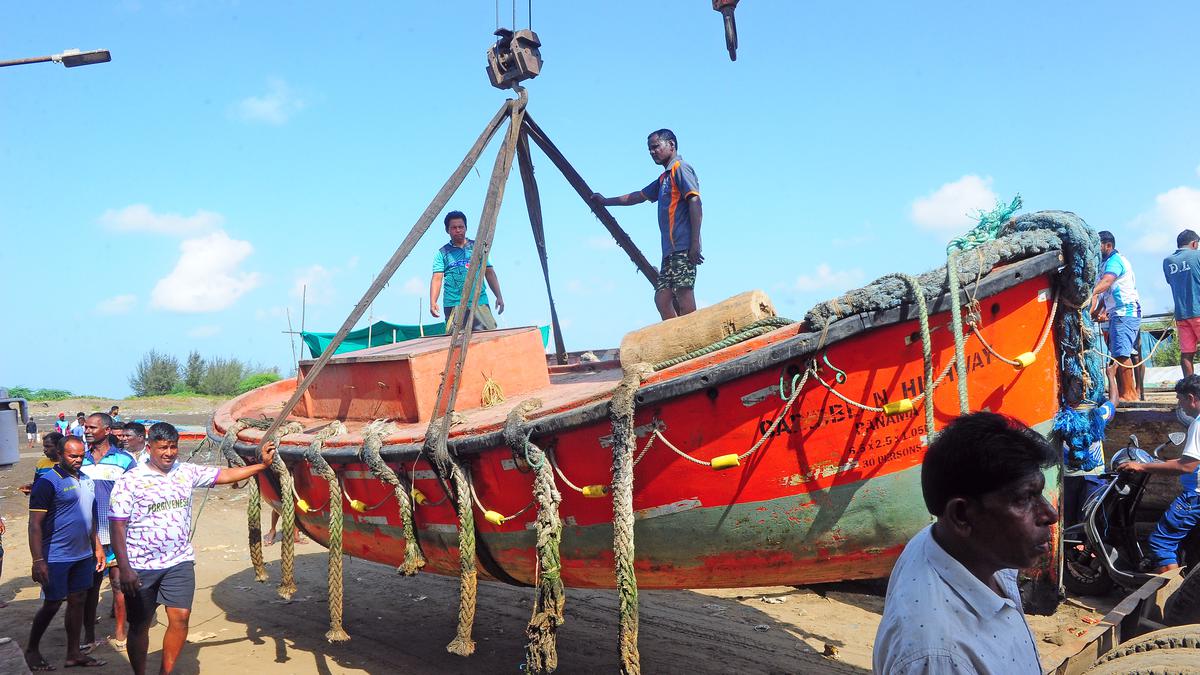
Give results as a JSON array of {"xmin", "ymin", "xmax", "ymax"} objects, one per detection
[{"xmin": 216, "ymin": 355, "xmax": 627, "ymax": 448}]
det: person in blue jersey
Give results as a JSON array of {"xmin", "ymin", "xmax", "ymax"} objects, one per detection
[
  {"xmin": 1090, "ymin": 230, "xmax": 1141, "ymax": 405},
  {"xmin": 429, "ymin": 210, "xmax": 505, "ymax": 331},
  {"xmin": 26, "ymin": 436, "xmax": 106, "ymax": 671},
  {"xmin": 592, "ymin": 128, "xmax": 704, "ymax": 320},
  {"xmin": 1121, "ymin": 375, "xmax": 1200, "ymax": 573},
  {"xmin": 20, "ymin": 432, "xmax": 65, "ymax": 496},
  {"xmin": 81, "ymin": 412, "xmax": 137, "ymax": 651},
  {"xmin": 1164, "ymin": 229, "xmax": 1200, "ymax": 376}
]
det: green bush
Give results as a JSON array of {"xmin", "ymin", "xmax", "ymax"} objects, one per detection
[
  {"xmin": 198, "ymin": 357, "xmax": 245, "ymax": 396},
  {"xmin": 236, "ymin": 372, "xmax": 282, "ymax": 395},
  {"xmin": 129, "ymin": 350, "xmax": 180, "ymax": 396},
  {"xmin": 5, "ymin": 386, "xmax": 76, "ymax": 401}
]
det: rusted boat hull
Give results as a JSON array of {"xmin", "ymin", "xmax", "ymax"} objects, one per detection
[{"xmin": 212, "ymin": 252, "xmax": 1064, "ymax": 590}]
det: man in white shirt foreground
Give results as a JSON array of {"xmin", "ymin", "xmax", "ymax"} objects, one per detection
[
  {"xmin": 109, "ymin": 422, "xmax": 277, "ymax": 675},
  {"xmin": 874, "ymin": 412, "xmax": 1059, "ymax": 674}
]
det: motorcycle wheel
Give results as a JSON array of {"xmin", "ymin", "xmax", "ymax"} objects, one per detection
[{"xmin": 1064, "ymin": 545, "xmax": 1116, "ymax": 596}]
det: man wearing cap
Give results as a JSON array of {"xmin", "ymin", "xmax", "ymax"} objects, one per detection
[{"xmin": 55, "ymin": 413, "xmax": 70, "ymax": 436}]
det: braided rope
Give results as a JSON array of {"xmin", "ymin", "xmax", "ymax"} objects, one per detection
[
  {"xmin": 446, "ymin": 459, "xmax": 478, "ymax": 657},
  {"xmin": 359, "ymin": 419, "xmax": 426, "ymax": 576},
  {"xmin": 218, "ymin": 418, "xmax": 269, "ymax": 582},
  {"xmin": 651, "ymin": 316, "xmax": 794, "ymax": 371},
  {"xmin": 270, "ymin": 420, "xmax": 306, "ymax": 600},
  {"xmin": 303, "ymin": 421, "xmax": 350, "ymax": 642},
  {"xmin": 894, "ymin": 273, "xmax": 936, "ymax": 435},
  {"xmin": 609, "ymin": 364, "xmax": 651, "ymax": 675},
  {"xmin": 946, "ymin": 251, "xmax": 971, "ymax": 414},
  {"xmin": 503, "ymin": 400, "xmax": 566, "ymax": 674},
  {"xmin": 970, "ymin": 294, "xmax": 1060, "ymax": 366}
]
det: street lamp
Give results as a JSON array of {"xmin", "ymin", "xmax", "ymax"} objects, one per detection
[{"xmin": 0, "ymin": 48, "xmax": 111, "ymax": 69}]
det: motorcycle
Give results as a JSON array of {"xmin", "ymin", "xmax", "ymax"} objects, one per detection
[{"xmin": 1061, "ymin": 431, "xmax": 1196, "ymax": 596}]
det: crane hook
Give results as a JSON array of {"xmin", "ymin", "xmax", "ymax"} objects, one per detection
[{"xmin": 712, "ymin": 0, "xmax": 740, "ymax": 61}]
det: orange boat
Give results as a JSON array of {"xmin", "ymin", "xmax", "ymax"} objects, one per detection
[{"xmin": 209, "ymin": 235, "xmax": 1080, "ymax": 602}]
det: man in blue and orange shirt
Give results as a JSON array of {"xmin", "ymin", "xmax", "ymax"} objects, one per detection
[{"xmin": 592, "ymin": 128, "xmax": 704, "ymax": 320}]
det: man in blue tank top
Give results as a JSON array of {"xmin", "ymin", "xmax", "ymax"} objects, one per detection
[{"xmin": 1164, "ymin": 229, "xmax": 1200, "ymax": 376}]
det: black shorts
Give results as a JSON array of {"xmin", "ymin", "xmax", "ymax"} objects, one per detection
[
  {"xmin": 125, "ymin": 561, "xmax": 196, "ymax": 627},
  {"xmin": 44, "ymin": 556, "xmax": 96, "ymax": 602}
]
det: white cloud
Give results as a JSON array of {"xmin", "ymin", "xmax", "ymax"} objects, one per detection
[
  {"xmin": 910, "ymin": 175, "xmax": 998, "ymax": 231},
  {"xmin": 398, "ymin": 276, "xmax": 426, "ymax": 297},
  {"xmin": 96, "ymin": 294, "xmax": 137, "ymax": 315},
  {"xmin": 231, "ymin": 78, "xmax": 306, "ymax": 125},
  {"xmin": 151, "ymin": 230, "xmax": 261, "ymax": 312},
  {"xmin": 100, "ymin": 204, "xmax": 223, "ymax": 236},
  {"xmin": 187, "ymin": 325, "xmax": 221, "ymax": 338},
  {"xmin": 793, "ymin": 264, "xmax": 864, "ymax": 292},
  {"xmin": 255, "ymin": 306, "xmax": 287, "ymax": 321},
  {"xmin": 1131, "ymin": 186, "xmax": 1200, "ymax": 252},
  {"xmin": 291, "ymin": 264, "xmax": 334, "ymax": 304},
  {"xmin": 585, "ymin": 236, "xmax": 618, "ymax": 251}
]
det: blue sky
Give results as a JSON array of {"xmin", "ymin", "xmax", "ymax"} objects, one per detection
[{"xmin": 3, "ymin": 2, "xmax": 1199, "ymax": 398}]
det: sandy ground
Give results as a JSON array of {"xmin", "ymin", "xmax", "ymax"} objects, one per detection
[
  {"xmin": 22, "ymin": 396, "xmax": 224, "ymax": 430},
  {"xmin": 0, "ymin": 398, "xmax": 1120, "ymax": 673}
]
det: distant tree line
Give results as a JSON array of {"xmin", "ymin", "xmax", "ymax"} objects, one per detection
[
  {"xmin": 5, "ymin": 386, "xmax": 79, "ymax": 401},
  {"xmin": 129, "ymin": 350, "xmax": 281, "ymax": 397}
]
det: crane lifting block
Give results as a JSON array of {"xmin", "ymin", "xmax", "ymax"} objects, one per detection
[{"xmin": 486, "ymin": 28, "xmax": 542, "ymax": 90}]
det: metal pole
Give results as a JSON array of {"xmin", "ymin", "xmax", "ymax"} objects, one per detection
[
  {"xmin": 0, "ymin": 55, "xmax": 52, "ymax": 68},
  {"xmin": 250, "ymin": 99, "xmax": 514, "ymax": 455},
  {"xmin": 286, "ymin": 308, "xmax": 298, "ymax": 364}
]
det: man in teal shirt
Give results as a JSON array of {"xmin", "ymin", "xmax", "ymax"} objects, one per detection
[
  {"xmin": 429, "ymin": 210, "xmax": 505, "ymax": 331},
  {"xmin": 1164, "ymin": 229, "xmax": 1200, "ymax": 376}
]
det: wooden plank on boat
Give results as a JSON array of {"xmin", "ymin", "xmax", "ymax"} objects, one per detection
[{"xmin": 619, "ymin": 290, "xmax": 777, "ymax": 370}]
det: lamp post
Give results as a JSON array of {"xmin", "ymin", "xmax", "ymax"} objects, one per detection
[{"xmin": 0, "ymin": 48, "xmax": 111, "ymax": 69}]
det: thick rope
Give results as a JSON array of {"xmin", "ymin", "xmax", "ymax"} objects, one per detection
[
  {"xmin": 303, "ymin": 421, "xmax": 350, "ymax": 642},
  {"xmin": 651, "ymin": 316, "xmax": 794, "ymax": 371},
  {"xmin": 609, "ymin": 364, "xmax": 652, "ymax": 675},
  {"xmin": 446, "ymin": 459, "xmax": 478, "ymax": 657},
  {"xmin": 270, "ymin": 420, "xmax": 307, "ymax": 600},
  {"xmin": 359, "ymin": 419, "xmax": 426, "ymax": 576},
  {"xmin": 218, "ymin": 418, "xmax": 269, "ymax": 582},
  {"xmin": 889, "ymin": 273, "xmax": 936, "ymax": 435},
  {"xmin": 503, "ymin": 400, "xmax": 566, "ymax": 674},
  {"xmin": 945, "ymin": 251, "xmax": 971, "ymax": 414}
]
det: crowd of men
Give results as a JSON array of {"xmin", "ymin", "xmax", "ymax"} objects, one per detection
[{"xmin": 17, "ymin": 413, "xmax": 277, "ymax": 674}]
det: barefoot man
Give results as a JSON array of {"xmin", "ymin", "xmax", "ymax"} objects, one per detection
[{"xmin": 109, "ymin": 422, "xmax": 278, "ymax": 675}]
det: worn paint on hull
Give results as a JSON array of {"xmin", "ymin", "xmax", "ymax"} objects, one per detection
[{"xmin": 224, "ymin": 270, "xmax": 1063, "ymax": 590}]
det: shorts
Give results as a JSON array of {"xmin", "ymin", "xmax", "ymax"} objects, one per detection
[
  {"xmin": 125, "ymin": 561, "xmax": 196, "ymax": 627},
  {"xmin": 1107, "ymin": 314, "xmax": 1141, "ymax": 358},
  {"xmin": 44, "ymin": 556, "xmax": 96, "ymax": 602},
  {"xmin": 27, "ymin": 432, "xmax": 37, "ymax": 441},
  {"xmin": 103, "ymin": 544, "xmax": 117, "ymax": 569},
  {"xmin": 445, "ymin": 303, "xmax": 497, "ymax": 331},
  {"xmin": 655, "ymin": 252, "xmax": 697, "ymax": 292},
  {"xmin": 1178, "ymin": 317, "xmax": 1200, "ymax": 354},
  {"xmin": 1148, "ymin": 492, "xmax": 1200, "ymax": 567}
]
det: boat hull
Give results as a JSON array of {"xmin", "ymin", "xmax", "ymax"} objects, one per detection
[{"xmin": 216, "ymin": 257, "xmax": 1063, "ymax": 590}]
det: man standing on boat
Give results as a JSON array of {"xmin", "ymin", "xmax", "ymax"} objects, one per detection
[
  {"xmin": 1090, "ymin": 230, "xmax": 1141, "ymax": 404},
  {"xmin": 1164, "ymin": 229, "xmax": 1200, "ymax": 377},
  {"xmin": 429, "ymin": 210, "xmax": 504, "ymax": 331},
  {"xmin": 591, "ymin": 129, "xmax": 703, "ymax": 320},
  {"xmin": 874, "ymin": 412, "xmax": 1058, "ymax": 674}
]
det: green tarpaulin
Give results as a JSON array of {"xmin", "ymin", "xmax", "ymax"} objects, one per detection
[{"xmin": 301, "ymin": 321, "xmax": 551, "ymax": 358}]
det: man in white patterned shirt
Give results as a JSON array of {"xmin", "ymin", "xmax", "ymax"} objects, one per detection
[{"xmin": 109, "ymin": 422, "xmax": 277, "ymax": 675}]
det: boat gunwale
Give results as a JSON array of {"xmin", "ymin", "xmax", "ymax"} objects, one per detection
[{"xmin": 213, "ymin": 250, "xmax": 1064, "ymax": 464}]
